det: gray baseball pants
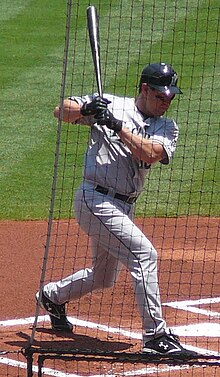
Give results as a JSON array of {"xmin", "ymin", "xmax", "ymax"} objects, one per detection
[{"xmin": 44, "ymin": 181, "xmax": 166, "ymax": 343}]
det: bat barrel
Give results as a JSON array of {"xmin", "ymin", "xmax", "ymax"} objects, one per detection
[{"xmin": 87, "ymin": 6, "xmax": 103, "ymax": 97}]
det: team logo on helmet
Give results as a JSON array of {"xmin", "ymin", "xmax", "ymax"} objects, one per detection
[{"xmin": 171, "ymin": 73, "xmax": 178, "ymax": 86}]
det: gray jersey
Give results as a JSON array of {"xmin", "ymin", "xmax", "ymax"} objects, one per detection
[{"xmin": 72, "ymin": 94, "xmax": 179, "ymax": 196}]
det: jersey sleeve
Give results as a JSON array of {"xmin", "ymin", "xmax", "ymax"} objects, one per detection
[{"xmin": 149, "ymin": 118, "xmax": 179, "ymax": 165}]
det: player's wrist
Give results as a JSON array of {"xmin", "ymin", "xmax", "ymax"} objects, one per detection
[
  {"xmin": 95, "ymin": 109, "xmax": 122, "ymax": 132},
  {"xmin": 112, "ymin": 119, "xmax": 122, "ymax": 133},
  {"xmin": 80, "ymin": 102, "xmax": 94, "ymax": 116}
]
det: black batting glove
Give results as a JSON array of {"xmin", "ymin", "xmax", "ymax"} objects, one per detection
[
  {"xmin": 80, "ymin": 96, "xmax": 111, "ymax": 116},
  {"xmin": 95, "ymin": 109, "xmax": 123, "ymax": 133}
]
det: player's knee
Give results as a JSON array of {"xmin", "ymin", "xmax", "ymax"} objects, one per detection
[
  {"xmin": 149, "ymin": 246, "xmax": 158, "ymax": 261},
  {"xmin": 137, "ymin": 245, "xmax": 158, "ymax": 266}
]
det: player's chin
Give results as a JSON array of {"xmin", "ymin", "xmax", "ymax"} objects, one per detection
[{"xmin": 155, "ymin": 109, "xmax": 167, "ymax": 117}]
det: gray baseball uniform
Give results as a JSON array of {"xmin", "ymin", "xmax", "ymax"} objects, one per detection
[{"xmin": 44, "ymin": 93, "xmax": 179, "ymax": 343}]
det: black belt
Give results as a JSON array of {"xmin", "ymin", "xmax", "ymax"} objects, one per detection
[{"xmin": 95, "ymin": 185, "xmax": 137, "ymax": 204}]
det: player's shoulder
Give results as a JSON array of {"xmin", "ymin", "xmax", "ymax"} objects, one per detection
[
  {"xmin": 149, "ymin": 116, "xmax": 179, "ymax": 140},
  {"xmin": 153, "ymin": 116, "xmax": 179, "ymax": 131}
]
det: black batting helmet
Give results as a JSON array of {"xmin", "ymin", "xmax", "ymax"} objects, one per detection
[{"xmin": 139, "ymin": 63, "xmax": 182, "ymax": 95}]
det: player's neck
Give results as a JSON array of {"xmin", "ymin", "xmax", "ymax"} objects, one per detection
[{"xmin": 135, "ymin": 95, "xmax": 153, "ymax": 119}]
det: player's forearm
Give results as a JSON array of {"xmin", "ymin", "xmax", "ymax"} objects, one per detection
[
  {"xmin": 54, "ymin": 99, "xmax": 82, "ymax": 123},
  {"xmin": 118, "ymin": 127, "xmax": 165, "ymax": 164}
]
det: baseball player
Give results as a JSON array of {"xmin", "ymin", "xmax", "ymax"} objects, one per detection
[{"xmin": 37, "ymin": 63, "xmax": 197, "ymax": 358}]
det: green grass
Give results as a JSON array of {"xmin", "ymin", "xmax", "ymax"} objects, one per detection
[{"xmin": 1, "ymin": 0, "xmax": 219, "ymax": 219}]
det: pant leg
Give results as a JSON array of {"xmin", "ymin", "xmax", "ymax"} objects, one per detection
[
  {"xmin": 44, "ymin": 238, "xmax": 122, "ymax": 304},
  {"xmin": 75, "ymin": 186, "xmax": 166, "ymax": 341},
  {"xmin": 44, "ymin": 185, "xmax": 166, "ymax": 342},
  {"xmin": 44, "ymin": 182, "xmax": 123, "ymax": 303}
]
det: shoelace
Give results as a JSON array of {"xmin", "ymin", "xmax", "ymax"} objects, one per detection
[{"xmin": 166, "ymin": 329, "xmax": 181, "ymax": 344}]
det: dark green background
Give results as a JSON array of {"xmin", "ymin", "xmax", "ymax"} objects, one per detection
[{"xmin": 1, "ymin": 0, "xmax": 219, "ymax": 219}]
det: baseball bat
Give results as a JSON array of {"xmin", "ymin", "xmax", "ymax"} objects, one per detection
[{"xmin": 87, "ymin": 6, "xmax": 103, "ymax": 97}]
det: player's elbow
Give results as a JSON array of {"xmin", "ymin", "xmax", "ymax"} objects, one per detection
[
  {"xmin": 144, "ymin": 155, "xmax": 161, "ymax": 165},
  {"xmin": 141, "ymin": 144, "xmax": 165, "ymax": 165}
]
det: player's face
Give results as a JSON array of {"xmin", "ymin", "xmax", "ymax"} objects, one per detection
[{"xmin": 143, "ymin": 86, "xmax": 175, "ymax": 117}]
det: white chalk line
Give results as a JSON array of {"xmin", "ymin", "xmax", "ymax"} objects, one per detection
[
  {"xmin": 164, "ymin": 296, "xmax": 220, "ymax": 318},
  {"xmin": 1, "ymin": 297, "xmax": 220, "ymax": 376},
  {"xmin": 0, "ymin": 356, "xmax": 202, "ymax": 377}
]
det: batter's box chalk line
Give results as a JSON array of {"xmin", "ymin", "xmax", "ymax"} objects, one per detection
[{"xmin": 1, "ymin": 297, "xmax": 220, "ymax": 376}]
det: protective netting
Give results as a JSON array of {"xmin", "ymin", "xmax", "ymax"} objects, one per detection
[{"xmin": 26, "ymin": 0, "xmax": 220, "ymax": 376}]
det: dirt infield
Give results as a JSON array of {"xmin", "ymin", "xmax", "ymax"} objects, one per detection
[{"xmin": 0, "ymin": 217, "xmax": 219, "ymax": 376}]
